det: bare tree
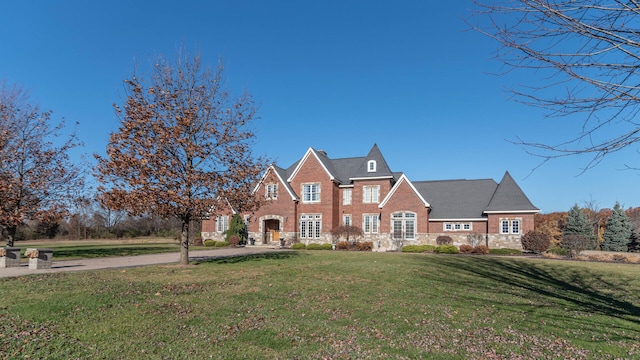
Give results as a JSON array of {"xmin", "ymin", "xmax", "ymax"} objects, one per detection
[
  {"xmin": 0, "ymin": 81, "xmax": 84, "ymax": 247},
  {"xmin": 95, "ymin": 52, "xmax": 269, "ymax": 265},
  {"xmin": 472, "ymin": 1, "xmax": 640, "ymax": 171}
]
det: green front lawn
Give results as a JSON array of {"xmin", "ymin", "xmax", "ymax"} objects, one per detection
[{"xmin": 1, "ymin": 251, "xmax": 638, "ymax": 359}]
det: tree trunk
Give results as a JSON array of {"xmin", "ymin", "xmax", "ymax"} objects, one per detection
[
  {"xmin": 179, "ymin": 219, "xmax": 190, "ymax": 265},
  {"xmin": 6, "ymin": 225, "xmax": 17, "ymax": 247}
]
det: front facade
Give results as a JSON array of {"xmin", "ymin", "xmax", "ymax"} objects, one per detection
[{"xmin": 201, "ymin": 144, "xmax": 539, "ymax": 251}]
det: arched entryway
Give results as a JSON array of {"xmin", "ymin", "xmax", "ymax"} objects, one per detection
[{"xmin": 262, "ymin": 218, "xmax": 281, "ymax": 244}]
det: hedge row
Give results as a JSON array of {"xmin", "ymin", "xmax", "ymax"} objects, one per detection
[
  {"xmin": 203, "ymin": 240, "xmax": 230, "ymax": 247},
  {"xmin": 291, "ymin": 242, "xmax": 374, "ymax": 251}
]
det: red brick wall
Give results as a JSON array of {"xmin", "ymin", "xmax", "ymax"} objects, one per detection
[
  {"xmin": 378, "ymin": 180, "xmax": 429, "ymax": 234},
  {"xmin": 487, "ymin": 213, "xmax": 535, "ymax": 234},
  {"xmin": 288, "ymin": 154, "xmax": 336, "ymax": 234},
  {"xmin": 248, "ymin": 170, "xmax": 297, "ymax": 233}
]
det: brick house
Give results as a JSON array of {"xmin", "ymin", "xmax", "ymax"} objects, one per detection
[{"xmin": 201, "ymin": 144, "xmax": 539, "ymax": 250}]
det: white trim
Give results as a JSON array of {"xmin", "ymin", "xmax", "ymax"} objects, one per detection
[
  {"xmin": 484, "ymin": 210, "xmax": 540, "ymax": 214},
  {"xmin": 379, "ymin": 174, "xmax": 430, "ymax": 208},
  {"xmin": 287, "ymin": 148, "xmax": 336, "ymax": 183},
  {"xmin": 430, "ymin": 218, "xmax": 488, "ymax": 222},
  {"xmin": 350, "ymin": 176, "xmax": 394, "ymax": 181},
  {"xmin": 367, "ymin": 160, "xmax": 377, "ymax": 172},
  {"xmin": 252, "ymin": 165, "xmax": 299, "ymax": 201}
]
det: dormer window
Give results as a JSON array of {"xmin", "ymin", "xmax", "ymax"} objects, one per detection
[{"xmin": 367, "ymin": 160, "xmax": 376, "ymax": 172}]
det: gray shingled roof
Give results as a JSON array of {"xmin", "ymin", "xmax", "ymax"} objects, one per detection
[
  {"xmin": 279, "ymin": 146, "xmax": 537, "ymax": 218},
  {"xmin": 351, "ymin": 144, "xmax": 394, "ymax": 179},
  {"xmin": 485, "ymin": 172, "xmax": 539, "ymax": 212},
  {"xmin": 413, "ymin": 179, "xmax": 498, "ymax": 219},
  {"xmin": 274, "ymin": 165, "xmax": 297, "ymax": 200}
]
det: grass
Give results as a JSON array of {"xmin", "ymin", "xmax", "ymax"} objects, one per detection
[
  {"xmin": 1, "ymin": 251, "xmax": 639, "ymax": 359},
  {"xmin": 11, "ymin": 238, "xmax": 183, "ymax": 260}
]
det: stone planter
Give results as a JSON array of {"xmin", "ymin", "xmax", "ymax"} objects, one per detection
[
  {"xmin": 25, "ymin": 248, "xmax": 54, "ymax": 270},
  {"xmin": 0, "ymin": 247, "xmax": 21, "ymax": 268}
]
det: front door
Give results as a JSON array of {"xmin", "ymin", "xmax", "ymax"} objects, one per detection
[{"xmin": 263, "ymin": 219, "xmax": 280, "ymax": 244}]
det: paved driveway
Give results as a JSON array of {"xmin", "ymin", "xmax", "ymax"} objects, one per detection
[{"xmin": 0, "ymin": 247, "xmax": 288, "ymax": 278}]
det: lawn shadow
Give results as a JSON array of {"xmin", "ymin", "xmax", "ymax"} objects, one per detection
[
  {"xmin": 191, "ymin": 251, "xmax": 299, "ymax": 265},
  {"xmin": 51, "ymin": 246, "xmax": 178, "ymax": 258},
  {"xmin": 432, "ymin": 256, "xmax": 640, "ymax": 325}
]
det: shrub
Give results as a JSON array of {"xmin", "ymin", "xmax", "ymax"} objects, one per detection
[
  {"xmin": 546, "ymin": 247, "xmax": 568, "ymax": 256},
  {"xmin": 489, "ymin": 248, "xmax": 522, "ymax": 255},
  {"xmin": 320, "ymin": 243, "xmax": 333, "ymax": 250},
  {"xmin": 560, "ymin": 234, "xmax": 589, "ymax": 258},
  {"xmin": 306, "ymin": 243, "xmax": 324, "ymax": 250},
  {"xmin": 203, "ymin": 239, "xmax": 216, "ymax": 247},
  {"xmin": 467, "ymin": 233, "xmax": 485, "ymax": 247},
  {"xmin": 401, "ymin": 245, "xmax": 436, "ymax": 253},
  {"xmin": 401, "ymin": 245, "xmax": 420, "ymax": 253},
  {"xmin": 355, "ymin": 241, "xmax": 373, "ymax": 251},
  {"xmin": 229, "ymin": 235, "xmax": 240, "ymax": 247},
  {"xmin": 336, "ymin": 241, "xmax": 350, "ymax": 250},
  {"xmin": 291, "ymin": 242, "xmax": 306, "ymax": 250},
  {"xmin": 521, "ymin": 231, "xmax": 551, "ymax": 254},
  {"xmin": 436, "ymin": 235, "xmax": 453, "ymax": 245},
  {"xmin": 434, "ymin": 245, "xmax": 459, "ymax": 254},
  {"xmin": 459, "ymin": 244, "xmax": 473, "ymax": 254},
  {"xmin": 214, "ymin": 241, "xmax": 230, "ymax": 247},
  {"xmin": 472, "ymin": 245, "xmax": 489, "ymax": 254}
]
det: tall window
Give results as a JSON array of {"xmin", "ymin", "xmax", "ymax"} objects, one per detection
[
  {"xmin": 300, "ymin": 214, "xmax": 321, "ymax": 239},
  {"xmin": 302, "ymin": 183, "xmax": 320, "ymax": 203},
  {"xmin": 343, "ymin": 188, "xmax": 352, "ymax": 205},
  {"xmin": 343, "ymin": 214, "xmax": 351, "ymax": 226},
  {"xmin": 392, "ymin": 212, "xmax": 416, "ymax": 240},
  {"xmin": 363, "ymin": 214, "xmax": 379, "ymax": 234},
  {"xmin": 363, "ymin": 185, "xmax": 380, "ymax": 204},
  {"xmin": 266, "ymin": 183, "xmax": 278, "ymax": 199},
  {"xmin": 511, "ymin": 220, "xmax": 520, "ymax": 234},
  {"xmin": 500, "ymin": 219, "xmax": 521, "ymax": 234},
  {"xmin": 501, "ymin": 220, "xmax": 510, "ymax": 234},
  {"xmin": 216, "ymin": 215, "xmax": 229, "ymax": 233}
]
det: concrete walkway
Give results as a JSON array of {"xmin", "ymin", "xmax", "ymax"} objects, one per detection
[{"xmin": 0, "ymin": 246, "xmax": 288, "ymax": 279}]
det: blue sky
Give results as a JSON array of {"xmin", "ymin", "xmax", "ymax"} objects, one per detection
[{"xmin": 1, "ymin": 0, "xmax": 638, "ymax": 213}]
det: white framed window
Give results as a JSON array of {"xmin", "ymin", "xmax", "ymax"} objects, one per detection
[
  {"xmin": 367, "ymin": 160, "xmax": 377, "ymax": 172},
  {"xmin": 363, "ymin": 214, "xmax": 379, "ymax": 234},
  {"xmin": 216, "ymin": 215, "xmax": 229, "ymax": 233},
  {"xmin": 444, "ymin": 222, "xmax": 472, "ymax": 231},
  {"xmin": 343, "ymin": 188, "xmax": 352, "ymax": 205},
  {"xmin": 302, "ymin": 183, "xmax": 320, "ymax": 203},
  {"xmin": 392, "ymin": 212, "xmax": 416, "ymax": 240},
  {"xmin": 511, "ymin": 220, "xmax": 520, "ymax": 234},
  {"xmin": 343, "ymin": 214, "xmax": 351, "ymax": 226},
  {"xmin": 363, "ymin": 185, "xmax": 380, "ymax": 204},
  {"xmin": 501, "ymin": 220, "xmax": 510, "ymax": 234},
  {"xmin": 266, "ymin": 183, "xmax": 278, "ymax": 199},
  {"xmin": 300, "ymin": 214, "xmax": 322, "ymax": 239}
]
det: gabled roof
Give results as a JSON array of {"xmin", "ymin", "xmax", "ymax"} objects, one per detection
[
  {"xmin": 484, "ymin": 171, "xmax": 539, "ymax": 213},
  {"xmin": 287, "ymin": 147, "xmax": 338, "ymax": 183},
  {"xmin": 253, "ymin": 164, "xmax": 299, "ymax": 201},
  {"xmin": 379, "ymin": 174, "xmax": 430, "ymax": 208},
  {"xmin": 413, "ymin": 179, "xmax": 498, "ymax": 220},
  {"xmin": 351, "ymin": 144, "xmax": 394, "ymax": 180}
]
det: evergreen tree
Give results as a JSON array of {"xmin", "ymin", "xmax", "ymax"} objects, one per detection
[
  {"xmin": 601, "ymin": 202, "xmax": 632, "ymax": 252},
  {"xmin": 563, "ymin": 204, "xmax": 596, "ymax": 249},
  {"xmin": 226, "ymin": 214, "xmax": 247, "ymax": 244}
]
